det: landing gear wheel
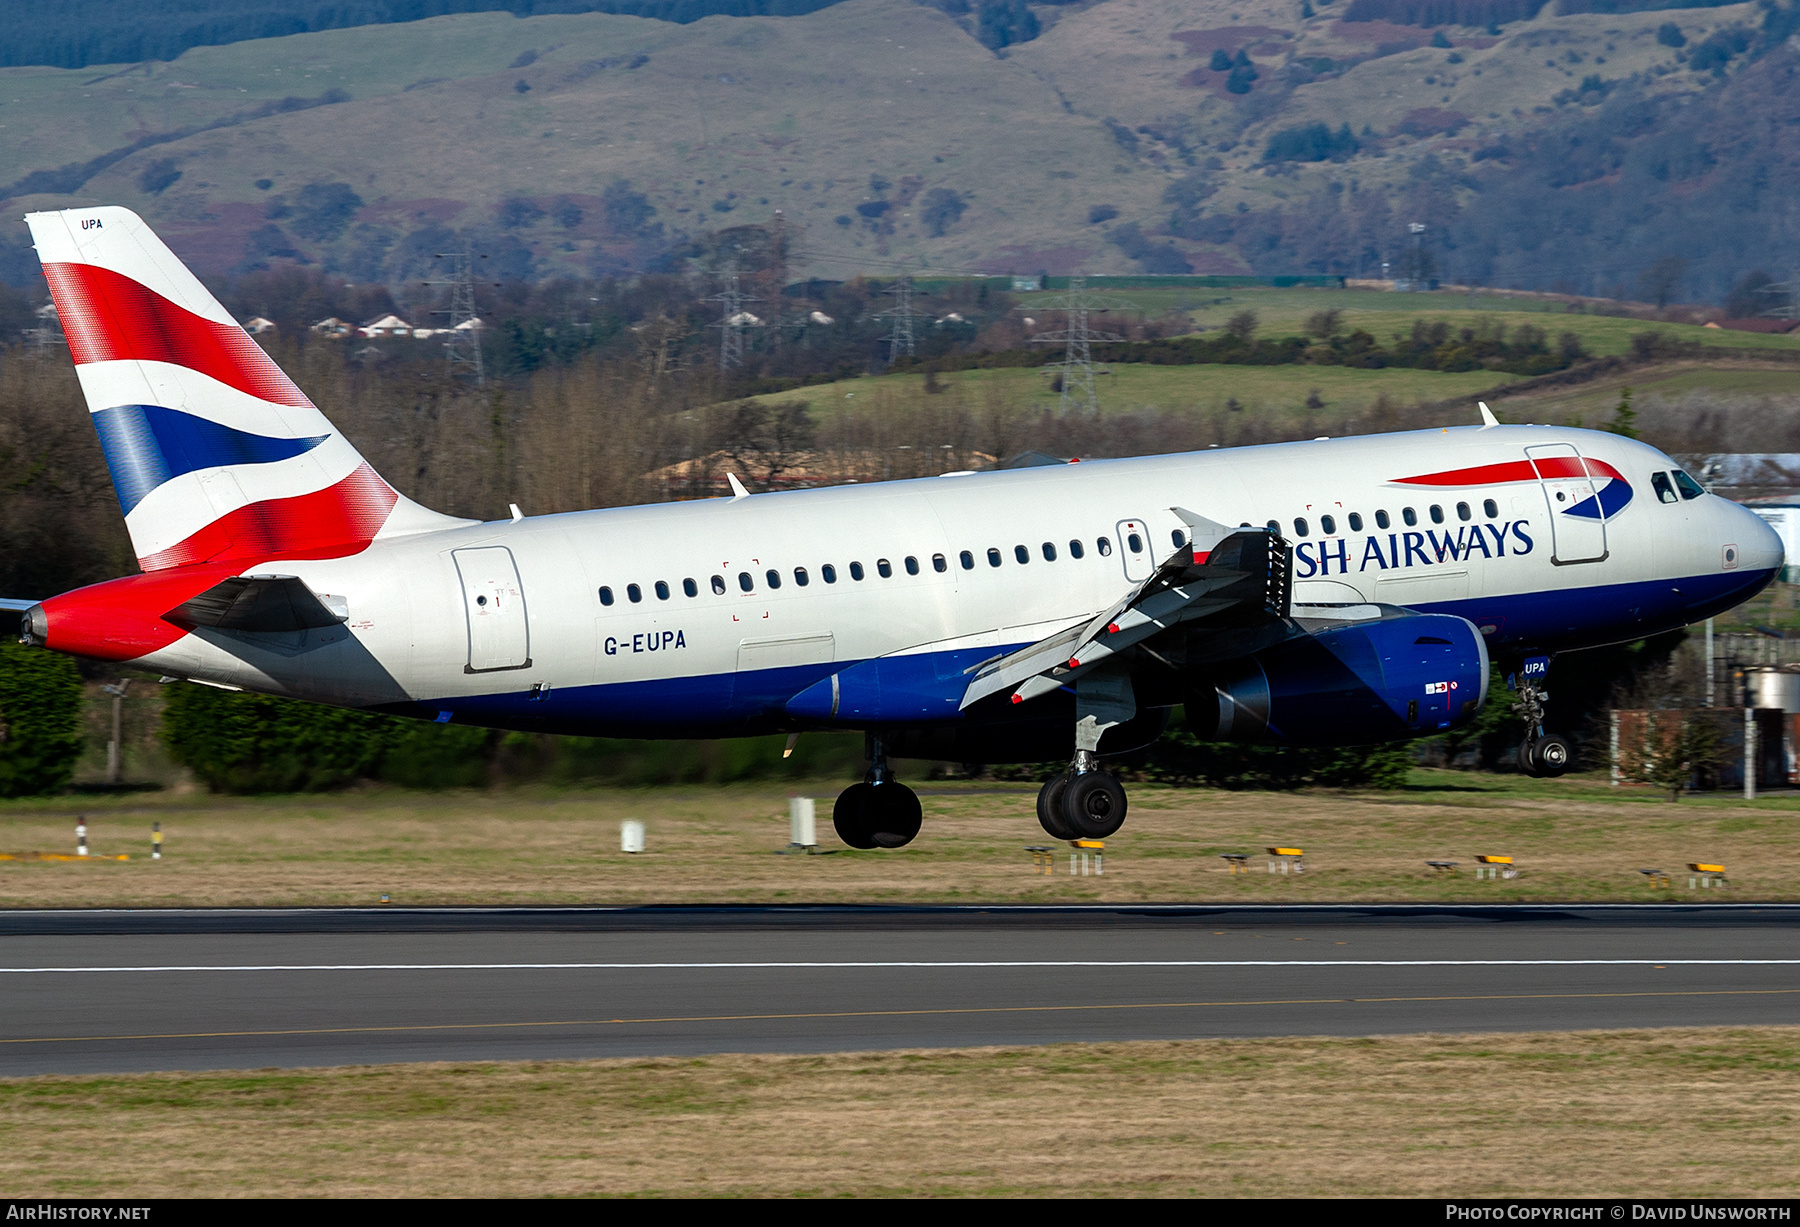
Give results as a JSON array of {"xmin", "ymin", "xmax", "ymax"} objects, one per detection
[
  {"xmin": 866, "ymin": 782, "xmax": 922, "ymax": 848},
  {"xmin": 832, "ymin": 781, "xmax": 922, "ymax": 849},
  {"xmin": 833, "ymin": 782, "xmax": 878, "ymax": 849},
  {"xmin": 1061, "ymin": 771, "xmax": 1127, "ymax": 839},
  {"xmin": 1517, "ymin": 739, "xmax": 1542, "ymax": 779},
  {"xmin": 1036, "ymin": 772, "xmax": 1077, "ymax": 840},
  {"xmin": 1532, "ymin": 734, "xmax": 1572, "ymax": 778}
]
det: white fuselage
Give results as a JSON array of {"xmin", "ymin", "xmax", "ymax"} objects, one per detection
[{"xmin": 128, "ymin": 424, "xmax": 1783, "ymax": 738}]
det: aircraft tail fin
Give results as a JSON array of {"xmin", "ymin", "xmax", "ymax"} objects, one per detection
[{"xmin": 26, "ymin": 206, "xmax": 461, "ymax": 572}]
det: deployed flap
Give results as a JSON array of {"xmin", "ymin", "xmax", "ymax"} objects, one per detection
[
  {"xmin": 960, "ymin": 529, "xmax": 1290, "ymax": 710},
  {"xmin": 163, "ymin": 574, "xmax": 347, "ymax": 632}
]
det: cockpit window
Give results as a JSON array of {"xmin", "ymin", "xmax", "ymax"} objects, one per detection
[
  {"xmin": 1651, "ymin": 471, "xmax": 1679, "ymax": 505},
  {"xmin": 1673, "ymin": 470, "xmax": 1706, "ymax": 500}
]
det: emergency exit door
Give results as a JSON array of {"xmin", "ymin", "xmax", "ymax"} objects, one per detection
[
  {"xmin": 1115, "ymin": 517, "xmax": 1155, "ymax": 581},
  {"xmin": 454, "ymin": 547, "xmax": 531, "ymax": 672}
]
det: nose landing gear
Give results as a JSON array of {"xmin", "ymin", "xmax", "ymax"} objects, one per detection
[
  {"xmin": 832, "ymin": 733, "xmax": 922, "ymax": 849},
  {"xmin": 1514, "ymin": 671, "xmax": 1571, "ymax": 778}
]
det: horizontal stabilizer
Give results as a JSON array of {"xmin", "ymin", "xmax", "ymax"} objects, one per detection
[{"xmin": 163, "ymin": 575, "xmax": 346, "ymax": 632}]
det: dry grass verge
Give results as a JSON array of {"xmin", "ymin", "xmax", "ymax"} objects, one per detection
[
  {"xmin": 1, "ymin": 1027, "xmax": 1795, "ymax": 1197},
  {"xmin": 1, "ymin": 772, "xmax": 1798, "ymax": 908}
]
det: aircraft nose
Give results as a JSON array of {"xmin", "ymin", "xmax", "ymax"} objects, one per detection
[{"xmin": 1734, "ymin": 502, "xmax": 1786, "ymax": 576}]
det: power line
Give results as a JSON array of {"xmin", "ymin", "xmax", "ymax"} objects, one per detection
[{"xmin": 1028, "ymin": 275, "xmax": 1135, "ymax": 415}]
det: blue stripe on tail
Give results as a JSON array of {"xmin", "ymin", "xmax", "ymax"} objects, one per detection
[{"xmin": 90, "ymin": 404, "xmax": 327, "ymax": 514}]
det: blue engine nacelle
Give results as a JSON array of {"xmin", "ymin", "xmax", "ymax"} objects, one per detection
[{"xmin": 1188, "ymin": 611, "xmax": 1489, "ymax": 746}]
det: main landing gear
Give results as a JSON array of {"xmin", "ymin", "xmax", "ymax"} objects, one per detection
[
  {"xmin": 1035, "ymin": 697, "xmax": 1132, "ymax": 840},
  {"xmin": 1513, "ymin": 672, "xmax": 1571, "ymax": 779},
  {"xmin": 832, "ymin": 734, "xmax": 923, "ymax": 849}
]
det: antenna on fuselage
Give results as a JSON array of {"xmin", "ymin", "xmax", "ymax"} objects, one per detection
[{"xmin": 1477, "ymin": 402, "xmax": 1499, "ymax": 428}]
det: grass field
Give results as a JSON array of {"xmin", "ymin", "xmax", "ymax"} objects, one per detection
[
  {"xmin": 775, "ymin": 362, "xmax": 1520, "ymax": 420},
  {"xmin": 2, "ymin": 1027, "xmax": 1794, "ymax": 1197},
  {"xmin": 2, "ymin": 770, "xmax": 1795, "ymax": 909},
  {"xmin": 1017, "ymin": 286, "xmax": 1800, "ymax": 358}
]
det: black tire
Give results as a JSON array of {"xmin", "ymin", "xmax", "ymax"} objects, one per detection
[
  {"xmin": 833, "ymin": 782, "xmax": 879, "ymax": 849},
  {"xmin": 1517, "ymin": 739, "xmax": 1542, "ymax": 778},
  {"xmin": 866, "ymin": 782, "xmax": 923, "ymax": 848},
  {"xmin": 1533, "ymin": 734, "xmax": 1572, "ymax": 778},
  {"xmin": 1060, "ymin": 770, "xmax": 1127, "ymax": 839},
  {"xmin": 1037, "ymin": 772, "xmax": 1077, "ymax": 840}
]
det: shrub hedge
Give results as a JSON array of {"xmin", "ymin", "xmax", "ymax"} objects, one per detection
[{"xmin": 0, "ymin": 641, "xmax": 85, "ymax": 796}]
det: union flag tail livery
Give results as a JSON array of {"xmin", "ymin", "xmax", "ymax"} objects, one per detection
[
  {"xmin": 26, "ymin": 206, "xmax": 453, "ymax": 572},
  {"xmin": 10, "ymin": 206, "xmax": 1785, "ymax": 847}
]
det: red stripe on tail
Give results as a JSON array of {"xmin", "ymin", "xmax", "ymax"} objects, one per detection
[
  {"xmin": 42, "ymin": 262, "xmax": 311, "ymax": 409},
  {"xmin": 136, "ymin": 462, "xmax": 398, "ymax": 571}
]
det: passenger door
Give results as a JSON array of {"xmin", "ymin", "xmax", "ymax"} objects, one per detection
[
  {"xmin": 454, "ymin": 547, "xmax": 530, "ymax": 672},
  {"xmin": 1525, "ymin": 444, "xmax": 1607, "ymax": 564}
]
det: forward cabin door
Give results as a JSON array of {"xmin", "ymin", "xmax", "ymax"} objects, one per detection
[
  {"xmin": 454, "ymin": 547, "xmax": 531, "ymax": 672},
  {"xmin": 1524, "ymin": 444, "xmax": 1607, "ymax": 564}
]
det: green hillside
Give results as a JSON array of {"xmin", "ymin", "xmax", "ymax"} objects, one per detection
[{"xmin": 0, "ymin": 0, "xmax": 1794, "ymax": 305}]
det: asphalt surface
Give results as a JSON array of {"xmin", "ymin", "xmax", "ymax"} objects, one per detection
[{"xmin": 1, "ymin": 905, "xmax": 1795, "ymax": 1075}]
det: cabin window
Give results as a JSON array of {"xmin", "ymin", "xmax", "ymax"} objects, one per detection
[
  {"xmin": 1320, "ymin": 515, "xmax": 1336, "ymax": 536},
  {"xmin": 1293, "ymin": 518, "xmax": 1309, "ymax": 538},
  {"xmin": 822, "ymin": 564, "xmax": 838, "ymax": 584},
  {"xmin": 1457, "ymin": 502, "xmax": 1471, "ymax": 522},
  {"xmin": 1042, "ymin": 542, "xmax": 1058, "ymax": 561},
  {"xmin": 1097, "ymin": 537, "xmax": 1112, "ymax": 556},
  {"xmin": 1127, "ymin": 532, "xmax": 1144, "ymax": 553},
  {"xmin": 988, "ymin": 547, "xmax": 1003, "ymax": 567},
  {"xmin": 683, "ymin": 578, "xmax": 698, "ymax": 598},
  {"xmin": 1429, "ymin": 504, "xmax": 1445, "ymax": 525},
  {"xmin": 1673, "ymin": 470, "xmax": 1705, "ymax": 500},
  {"xmin": 1375, "ymin": 510, "xmax": 1390, "ymax": 530},
  {"xmin": 711, "ymin": 575, "xmax": 727, "ymax": 595},
  {"xmin": 1069, "ymin": 539, "xmax": 1085, "ymax": 559},
  {"xmin": 1402, "ymin": 507, "xmax": 1418, "ymax": 527},
  {"xmin": 1483, "ymin": 499, "xmax": 1499, "ymax": 519},
  {"xmin": 1015, "ymin": 544, "xmax": 1030, "ymax": 564},
  {"xmin": 877, "ymin": 558, "xmax": 893, "ymax": 578},
  {"xmin": 932, "ymin": 554, "xmax": 948, "ymax": 572},
  {"xmin": 905, "ymin": 556, "xmax": 920, "ymax": 575},
  {"xmin": 1171, "ymin": 530, "xmax": 1186, "ymax": 548},
  {"xmin": 766, "ymin": 569, "xmax": 781, "ymax": 589},
  {"xmin": 627, "ymin": 583, "xmax": 642, "ymax": 603},
  {"xmin": 737, "ymin": 572, "xmax": 753, "ymax": 593},
  {"xmin": 850, "ymin": 561, "xmax": 865, "ymax": 580},
  {"xmin": 1266, "ymin": 520, "xmax": 1280, "ymax": 534},
  {"xmin": 960, "ymin": 550, "xmax": 975, "ymax": 570},
  {"xmin": 1348, "ymin": 512, "xmax": 1363, "ymax": 532},
  {"xmin": 598, "ymin": 586, "xmax": 614, "ymax": 606},
  {"xmin": 654, "ymin": 580, "xmax": 670, "ymax": 601},
  {"xmin": 794, "ymin": 567, "xmax": 809, "ymax": 587}
]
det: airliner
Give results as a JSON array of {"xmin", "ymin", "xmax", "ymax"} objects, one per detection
[{"xmin": 6, "ymin": 208, "xmax": 1783, "ymax": 847}]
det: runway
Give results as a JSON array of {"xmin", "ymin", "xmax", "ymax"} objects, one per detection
[{"xmin": 1, "ymin": 905, "xmax": 1795, "ymax": 1075}]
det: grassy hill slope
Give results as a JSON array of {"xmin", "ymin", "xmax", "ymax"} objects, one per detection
[{"xmin": 0, "ymin": 0, "xmax": 1785, "ymax": 295}]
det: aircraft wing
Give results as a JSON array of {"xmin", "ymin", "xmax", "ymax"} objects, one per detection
[{"xmin": 960, "ymin": 513, "xmax": 1291, "ymax": 710}]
